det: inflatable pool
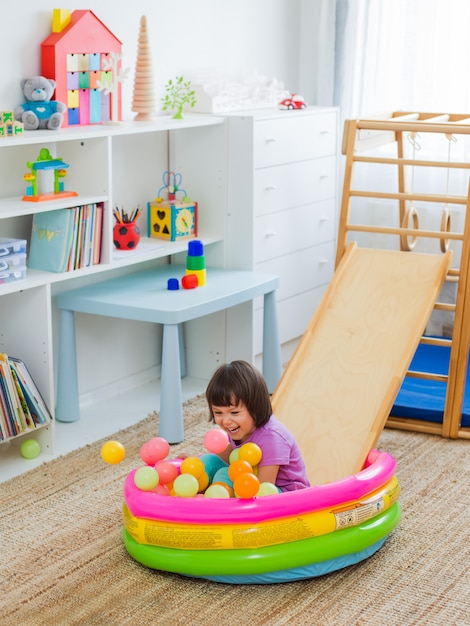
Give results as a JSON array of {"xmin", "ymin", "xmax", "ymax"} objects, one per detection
[{"xmin": 122, "ymin": 448, "xmax": 401, "ymax": 583}]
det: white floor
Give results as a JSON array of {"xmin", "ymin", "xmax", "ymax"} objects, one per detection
[{"xmin": 0, "ymin": 376, "xmax": 207, "ymax": 484}]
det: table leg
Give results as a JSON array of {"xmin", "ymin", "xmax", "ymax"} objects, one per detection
[
  {"xmin": 160, "ymin": 323, "xmax": 184, "ymax": 443},
  {"xmin": 56, "ymin": 309, "xmax": 81, "ymax": 422},
  {"xmin": 262, "ymin": 290, "xmax": 283, "ymax": 393}
]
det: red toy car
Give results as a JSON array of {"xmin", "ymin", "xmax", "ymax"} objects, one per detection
[{"xmin": 278, "ymin": 94, "xmax": 307, "ymax": 110}]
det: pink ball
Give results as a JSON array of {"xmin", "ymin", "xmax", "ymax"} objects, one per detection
[
  {"xmin": 151, "ymin": 484, "xmax": 170, "ymax": 496},
  {"xmin": 203, "ymin": 428, "xmax": 229, "ymax": 454},
  {"xmin": 154, "ymin": 460, "xmax": 179, "ymax": 485},
  {"xmin": 140, "ymin": 437, "xmax": 170, "ymax": 465}
]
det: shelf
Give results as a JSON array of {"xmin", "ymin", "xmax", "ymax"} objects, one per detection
[
  {"xmin": 0, "ymin": 194, "xmax": 108, "ymax": 218},
  {"xmin": 0, "ymin": 114, "xmax": 226, "ymax": 148}
]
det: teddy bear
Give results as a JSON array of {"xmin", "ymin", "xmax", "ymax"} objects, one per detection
[{"xmin": 14, "ymin": 76, "xmax": 66, "ymax": 130}]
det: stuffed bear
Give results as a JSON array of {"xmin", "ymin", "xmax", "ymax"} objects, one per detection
[{"xmin": 14, "ymin": 76, "xmax": 66, "ymax": 130}]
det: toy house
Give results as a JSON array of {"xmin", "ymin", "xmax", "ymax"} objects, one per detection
[{"xmin": 41, "ymin": 10, "xmax": 122, "ymax": 126}]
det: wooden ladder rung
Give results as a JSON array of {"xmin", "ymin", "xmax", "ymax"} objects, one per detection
[
  {"xmin": 345, "ymin": 224, "xmax": 464, "ymax": 241},
  {"xmin": 406, "ymin": 370, "xmax": 448, "ymax": 383}
]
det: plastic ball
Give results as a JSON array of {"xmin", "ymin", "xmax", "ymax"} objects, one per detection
[
  {"xmin": 212, "ymin": 466, "xmax": 233, "ymax": 488},
  {"xmin": 100, "ymin": 440, "xmax": 126, "ymax": 464},
  {"xmin": 239, "ymin": 442, "xmax": 263, "ymax": 467},
  {"xmin": 140, "ymin": 437, "xmax": 170, "ymax": 465},
  {"xmin": 154, "ymin": 460, "xmax": 179, "ymax": 485},
  {"xmin": 197, "ymin": 471, "xmax": 210, "ymax": 493},
  {"xmin": 212, "ymin": 481, "xmax": 234, "ymax": 497},
  {"xmin": 173, "ymin": 473, "xmax": 199, "ymax": 498},
  {"xmin": 228, "ymin": 459, "xmax": 253, "ymax": 482},
  {"xmin": 203, "ymin": 428, "xmax": 230, "ymax": 454},
  {"xmin": 257, "ymin": 482, "xmax": 280, "ymax": 496},
  {"xmin": 20, "ymin": 438, "xmax": 41, "ymax": 460},
  {"xmin": 228, "ymin": 448, "xmax": 240, "ymax": 464},
  {"xmin": 204, "ymin": 484, "xmax": 231, "ymax": 499},
  {"xmin": 180, "ymin": 456, "xmax": 205, "ymax": 479},
  {"xmin": 234, "ymin": 472, "xmax": 260, "ymax": 499},
  {"xmin": 134, "ymin": 466, "xmax": 159, "ymax": 491},
  {"xmin": 151, "ymin": 484, "xmax": 170, "ymax": 496}
]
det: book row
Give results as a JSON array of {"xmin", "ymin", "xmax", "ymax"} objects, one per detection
[
  {"xmin": 0, "ymin": 353, "xmax": 53, "ymax": 442},
  {"xmin": 28, "ymin": 202, "xmax": 104, "ymax": 273}
]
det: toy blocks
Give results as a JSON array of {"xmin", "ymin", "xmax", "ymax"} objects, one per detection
[{"xmin": 0, "ymin": 111, "xmax": 24, "ymax": 138}]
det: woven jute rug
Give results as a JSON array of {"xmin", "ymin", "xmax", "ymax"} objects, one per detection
[{"xmin": 1, "ymin": 394, "xmax": 469, "ymax": 626}]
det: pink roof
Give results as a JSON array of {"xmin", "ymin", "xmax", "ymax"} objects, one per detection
[{"xmin": 41, "ymin": 10, "xmax": 122, "ymax": 52}]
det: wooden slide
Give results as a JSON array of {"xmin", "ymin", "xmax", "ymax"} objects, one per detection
[{"xmin": 272, "ymin": 243, "xmax": 452, "ymax": 485}]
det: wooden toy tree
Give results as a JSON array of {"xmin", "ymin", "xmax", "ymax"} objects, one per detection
[{"xmin": 132, "ymin": 15, "xmax": 158, "ymax": 121}]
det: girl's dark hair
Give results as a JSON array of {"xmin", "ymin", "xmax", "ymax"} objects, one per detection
[{"xmin": 205, "ymin": 360, "xmax": 272, "ymax": 427}]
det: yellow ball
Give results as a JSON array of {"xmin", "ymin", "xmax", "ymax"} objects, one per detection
[
  {"xmin": 239, "ymin": 442, "xmax": 262, "ymax": 467},
  {"xmin": 180, "ymin": 456, "xmax": 205, "ymax": 478},
  {"xmin": 100, "ymin": 440, "xmax": 126, "ymax": 464}
]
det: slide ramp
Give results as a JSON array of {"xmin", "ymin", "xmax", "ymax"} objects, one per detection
[{"xmin": 272, "ymin": 243, "xmax": 452, "ymax": 485}]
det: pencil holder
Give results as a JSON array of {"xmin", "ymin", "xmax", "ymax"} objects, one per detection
[{"xmin": 113, "ymin": 221, "xmax": 140, "ymax": 250}]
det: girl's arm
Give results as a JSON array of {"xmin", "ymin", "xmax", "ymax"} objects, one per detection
[{"xmin": 256, "ymin": 464, "xmax": 279, "ymax": 485}]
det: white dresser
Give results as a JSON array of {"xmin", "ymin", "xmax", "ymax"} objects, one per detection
[{"xmin": 226, "ymin": 107, "xmax": 339, "ymax": 356}]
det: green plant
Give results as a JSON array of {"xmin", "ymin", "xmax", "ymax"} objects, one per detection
[{"xmin": 161, "ymin": 76, "xmax": 197, "ymax": 119}]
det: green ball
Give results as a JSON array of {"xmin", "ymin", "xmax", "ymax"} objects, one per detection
[
  {"xmin": 20, "ymin": 438, "xmax": 41, "ymax": 460},
  {"xmin": 134, "ymin": 466, "xmax": 159, "ymax": 491}
]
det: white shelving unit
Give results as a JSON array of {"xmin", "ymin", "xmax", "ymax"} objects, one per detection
[{"xmin": 0, "ymin": 115, "xmax": 227, "ymax": 478}]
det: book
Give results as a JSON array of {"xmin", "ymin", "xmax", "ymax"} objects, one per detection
[
  {"xmin": 28, "ymin": 208, "xmax": 76, "ymax": 272},
  {"xmin": 9, "ymin": 357, "xmax": 53, "ymax": 427},
  {"xmin": 0, "ymin": 353, "xmax": 24, "ymax": 435},
  {"xmin": 29, "ymin": 204, "xmax": 104, "ymax": 273}
]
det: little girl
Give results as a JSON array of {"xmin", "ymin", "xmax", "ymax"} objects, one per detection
[{"xmin": 201, "ymin": 360, "xmax": 310, "ymax": 493}]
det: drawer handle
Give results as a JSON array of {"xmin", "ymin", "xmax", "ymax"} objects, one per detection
[
  {"xmin": 319, "ymin": 216, "xmax": 329, "ymax": 223},
  {"xmin": 320, "ymin": 130, "xmax": 330, "ymax": 135},
  {"xmin": 265, "ymin": 185, "xmax": 277, "ymax": 191},
  {"xmin": 319, "ymin": 258, "xmax": 329, "ymax": 266},
  {"xmin": 320, "ymin": 174, "xmax": 329, "ymax": 179},
  {"xmin": 265, "ymin": 137, "xmax": 277, "ymax": 143},
  {"xmin": 265, "ymin": 231, "xmax": 277, "ymax": 238}
]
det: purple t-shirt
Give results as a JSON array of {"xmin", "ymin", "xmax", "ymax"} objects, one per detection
[{"xmin": 229, "ymin": 415, "xmax": 310, "ymax": 492}]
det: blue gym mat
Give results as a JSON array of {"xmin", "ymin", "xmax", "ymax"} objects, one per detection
[{"xmin": 391, "ymin": 340, "xmax": 470, "ymax": 427}]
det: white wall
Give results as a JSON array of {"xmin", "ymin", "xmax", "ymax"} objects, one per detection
[{"xmin": 1, "ymin": 0, "xmax": 304, "ymax": 118}]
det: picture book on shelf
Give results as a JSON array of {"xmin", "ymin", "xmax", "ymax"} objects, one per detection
[
  {"xmin": 28, "ymin": 203, "xmax": 104, "ymax": 273},
  {"xmin": 28, "ymin": 208, "xmax": 76, "ymax": 272},
  {"xmin": 0, "ymin": 353, "xmax": 53, "ymax": 442}
]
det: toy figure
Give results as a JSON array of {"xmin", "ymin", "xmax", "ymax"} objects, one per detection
[{"xmin": 14, "ymin": 76, "xmax": 66, "ymax": 130}]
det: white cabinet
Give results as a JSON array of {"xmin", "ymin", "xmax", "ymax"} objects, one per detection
[
  {"xmin": 0, "ymin": 116, "xmax": 226, "ymax": 468},
  {"xmin": 226, "ymin": 107, "xmax": 338, "ymax": 354}
]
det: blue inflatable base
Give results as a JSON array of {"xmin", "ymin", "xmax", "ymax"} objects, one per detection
[
  {"xmin": 192, "ymin": 538, "xmax": 387, "ymax": 584},
  {"xmin": 391, "ymin": 340, "xmax": 470, "ymax": 427}
]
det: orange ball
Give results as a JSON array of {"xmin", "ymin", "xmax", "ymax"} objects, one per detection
[
  {"xmin": 228, "ymin": 459, "xmax": 253, "ymax": 482},
  {"xmin": 234, "ymin": 472, "xmax": 260, "ymax": 498},
  {"xmin": 212, "ymin": 481, "xmax": 234, "ymax": 498}
]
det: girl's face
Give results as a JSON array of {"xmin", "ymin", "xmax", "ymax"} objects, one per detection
[{"xmin": 211, "ymin": 402, "xmax": 256, "ymax": 443}]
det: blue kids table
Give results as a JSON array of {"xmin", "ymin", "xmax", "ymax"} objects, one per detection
[{"xmin": 55, "ymin": 265, "xmax": 282, "ymax": 443}]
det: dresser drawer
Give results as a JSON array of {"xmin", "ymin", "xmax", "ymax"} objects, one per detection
[
  {"xmin": 254, "ymin": 112, "xmax": 337, "ymax": 168},
  {"xmin": 255, "ymin": 241, "xmax": 335, "ymax": 303},
  {"xmin": 254, "ymin": 157, "xmax": 336, "ymax": 217},
  {"xmin": 254, "ymin": 199, "xmax": 336, "ymax": 263},
  {"xmin": 254, "ymin": 285, "xmax": 329, "ymax": 353}
]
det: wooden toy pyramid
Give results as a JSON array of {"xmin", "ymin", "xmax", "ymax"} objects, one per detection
[{"xmin": 132, "ymin": 15, "xmax": 158, "ymax": 121}]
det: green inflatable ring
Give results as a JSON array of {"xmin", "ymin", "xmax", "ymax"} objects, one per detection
[{"xmin": 123, "ymin": 502, "xmax": 401, "ymax": 577}]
